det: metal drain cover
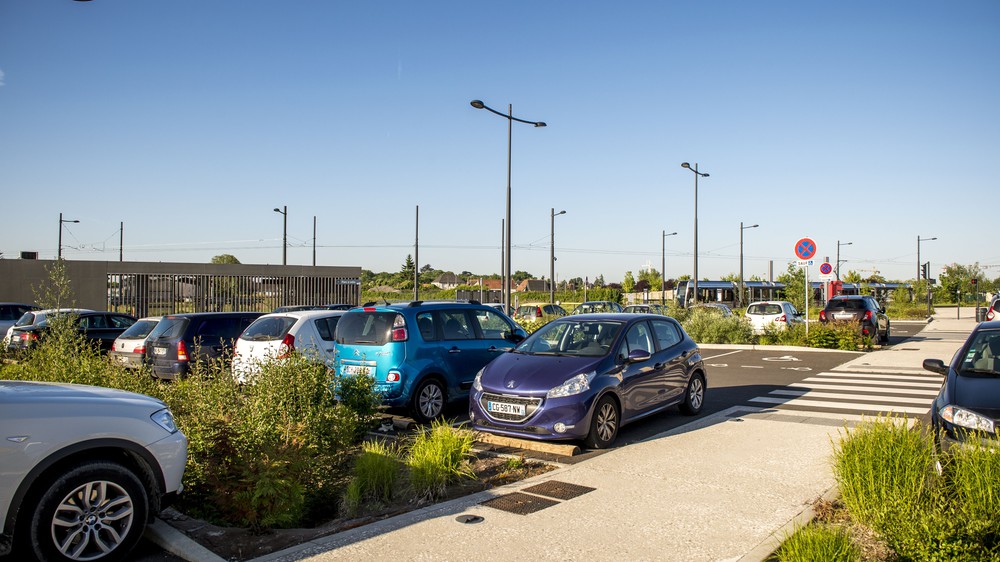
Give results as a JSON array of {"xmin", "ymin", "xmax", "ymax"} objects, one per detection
[
  {"xmin": 521, "ymin": 480, "xmax": 596, "ymax": 501},
  {"xmin": 480, "ymin": 492, "xmax": 559, "ymax": 515}
]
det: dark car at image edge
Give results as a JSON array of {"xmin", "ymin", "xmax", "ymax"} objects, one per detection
[{"xmin": 923, "ymin": 320, "xmax": 1000, "ymax": 450}]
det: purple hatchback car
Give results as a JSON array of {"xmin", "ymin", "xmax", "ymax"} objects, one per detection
[{"xmin": 469, "ymin": 313, "xmax": 706, "ymax": 449}]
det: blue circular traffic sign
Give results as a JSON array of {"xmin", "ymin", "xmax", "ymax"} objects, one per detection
[{"xmin": 794, "ymin": 238, "xmax": 817, "ymax": 260}]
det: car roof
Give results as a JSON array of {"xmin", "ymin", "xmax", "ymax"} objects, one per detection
[
  {"xmin": 259, "ymin": 310, "xmax": 347, "ymax": 320},
  {"xmin": 552, "ymin": 312, "xmax": 667, "ymax": 321},
  {"xmin": 163, "ymin": 312, "xmax": 261, "ymax": 318}
]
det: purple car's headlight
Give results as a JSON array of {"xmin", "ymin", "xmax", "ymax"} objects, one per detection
[
  {"xmin": 546, "ymin": 371, "xmax": 596, "ymax": 399},
  {"xmin": 473, "ymin": 368, "xmax": 484, "ymax": 392}
]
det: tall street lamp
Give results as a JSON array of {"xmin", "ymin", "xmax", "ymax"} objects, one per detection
[
  {"xmin": 471, "ymin": 99, "xmax": 547, "ymax": 312},
  {"xmin": 836, "ymin": 240, "xmax": 852, "ymax": 280},
  {"xmin": 550, "ymin": 209, "xmax": 566, "ymax": 304},
  {"xmin": 917, "ymin": 235, "xmax": 937, "ymax": 281},
  {"xmin": 273, "ymin": 206, "xmax": 287, "ymax": 265},
  {"xmin": 681, "ymin": 162, "xmax": 709, "ymax": 306},
  {"xmin": 739, "ymin": 222, "xmax": 759, "ymax": 307},
  {"xmin": 58, "ymin": 212, "xmax": 80, "ymax": 259},
  {"xmin": 661, "ymin": 230, "xmax": 677, "ymax": 305}
]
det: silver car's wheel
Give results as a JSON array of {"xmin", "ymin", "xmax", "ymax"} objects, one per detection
[
  {"xmin": 412, "ymin": 378, "xmax": 445, "ymax": 423},
  {"xmin": 584, "ymin": 396, "xmax": 619, "ymax": 449},
  {"xmin": 30, "ymin": 462, "xmax": 148, "ymax": 562}
]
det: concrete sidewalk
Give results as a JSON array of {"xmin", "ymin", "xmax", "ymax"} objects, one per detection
[{"xmin": 150, "ymin": 308, "xmax": 982, "ymax": 562}]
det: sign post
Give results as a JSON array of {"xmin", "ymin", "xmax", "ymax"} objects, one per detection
[{"xmin": 794, "ymin": 238, "xmax": 817, "ymax": 337}]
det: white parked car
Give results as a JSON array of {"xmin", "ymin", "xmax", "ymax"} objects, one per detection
[
  {"xmin": 745, "ymin": 301, "xmax": 804, "ymax": 334},
  {"xmin": 0, "ymin": 380, "xmax": 187, "ymax": 561},
  {"xmin": 0, "ymin": 303, "xmax": 39, "ymax": 341},
  {"xmin": 232, "ymin": 309, "xmax": 346, "ymax": 382}
]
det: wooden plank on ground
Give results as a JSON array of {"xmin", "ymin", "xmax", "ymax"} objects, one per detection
[{"xmin": 475, "ymin": 432, "xmax": 580, "ymax": 456}]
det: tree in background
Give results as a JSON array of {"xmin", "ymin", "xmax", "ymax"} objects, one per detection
[
  {"xmin": 776, "ymin": 263, "xmax": 807, "ymax": 312},
  {"xmin": 593, "ymin": 274, "xmax": 605, "ymax": 288},
  {"xmin": 211, "ymin": 254, "xmax": 241, "ymax": 265},
  {"xmin": 939, "ymin": 263, "xmax": 987, "ymax": 304},
  {"xmin": 638, "ymin": 268, "xmax": 662, "ymax": 290},
  {"xmin": 622, "ymin": 271, "xmax": 636, "ymax": 294}
]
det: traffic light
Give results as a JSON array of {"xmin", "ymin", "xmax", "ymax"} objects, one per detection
[{"xmin": 921, "ymin": 262, "xmax": 929, "ymax": 280}]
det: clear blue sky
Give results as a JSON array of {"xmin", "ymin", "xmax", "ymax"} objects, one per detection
[{"xmin": 2, "ymin": 1, "xmax": 998, "ymax": 284}]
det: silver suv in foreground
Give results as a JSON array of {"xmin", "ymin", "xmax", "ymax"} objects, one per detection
[{"xmin": 0, "ymin": 381, "xmax": 187, "ymax": 561}]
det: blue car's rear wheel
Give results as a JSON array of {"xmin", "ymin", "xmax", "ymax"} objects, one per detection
[
  {"xmin": 411, "ymin": 378, "xmax": 445, "ymax": 423},
  {"xmin": 584, "ymin": 395, "xmax": 619, "ymax": 449}
]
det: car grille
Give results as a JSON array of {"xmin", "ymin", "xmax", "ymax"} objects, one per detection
[
  {"xmin": 479, "ymin": 392, "xmax": 542, "ymax": 423},
  {"xmin": 475, "ymin": 418, "xmax": 548, "ymax": 435}
]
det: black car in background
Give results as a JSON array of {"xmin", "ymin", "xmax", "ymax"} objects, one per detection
[
  {"xmin": 923, "ymin": 321, "xmax": 1000, "ymax": 450},
  {"xmin": 6, "ymin": 311, "xmax": 137, "ymax": 353},
  {"xmin": 146, "ymin": 312, "xmax": 262, "ymax": 379},
  {"xmin": 819, "ymin": 295, "xmax": 890, "ymax": 343}
]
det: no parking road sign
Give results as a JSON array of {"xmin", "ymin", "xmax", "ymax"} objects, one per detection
[
  {"xmin": 794, "ymin": 237, "xmax": 817, "ymax": 261},
  {"xmin": 819, "ymin": 262, "xmax": 833, "ymax": 280}
]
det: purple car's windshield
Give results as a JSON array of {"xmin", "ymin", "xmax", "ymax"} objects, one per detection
[{"xmin": 516, "ymin": 321, "xmax": 622, "ymax": 357}]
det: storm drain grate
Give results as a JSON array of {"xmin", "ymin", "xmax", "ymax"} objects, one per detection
[
  {"xmin": 521, "ymin": 480, "xmax": 596, "ymax": 501},
  {"xmin": 480, "ymin": 492, "xmax": 560, "ymax": 515}
]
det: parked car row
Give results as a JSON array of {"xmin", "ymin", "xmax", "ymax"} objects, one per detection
[{"xmin": 5, "ymin": 308, "xmax": 138, "ymax": 353}]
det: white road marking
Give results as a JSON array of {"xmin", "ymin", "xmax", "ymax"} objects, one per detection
[
  {"xmin": 802, "ymin": 376, "xmax": 941, "ymax": 389},
  {"xmin": 811, "ymin": 371, "xmax": 941, "ymax": 382},
  {"xmin": 769, "ymin": 389, "xmax": 934, "ymax": 405},
  {"xmin": 749, "ymin": 396, "xmax": 928, "ymax": 415},
  {"xmin": 788, "ymin": 382, "xmax": 939, "ymax": 396},
  {"xmin": 762, "ymin": 355, "xmax": 801, "ymax": 362},
  {"xmin": 780, "ymin": 367, "xmax": 812, "ymax": 372},
  {"xmin": 703, "ymin": 350, "xmax": 744, "ymax": 361},
  {"xmin": 741, "ymin": 365, "xmax": 764, "ymax": 369}
]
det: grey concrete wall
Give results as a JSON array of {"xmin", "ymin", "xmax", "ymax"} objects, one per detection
[{"xmin": 0, "ymin": 260, "xmax": 362, "ymax": 312}]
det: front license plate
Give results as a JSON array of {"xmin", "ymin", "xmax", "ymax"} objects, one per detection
[
  {"xmin": 487, "ymin": 401, "xmax": 525, "ymax": 416},
  {"xmin": 153, "ymin": 347, "xmax": 167, "ymax": 356},
  {"xmin": 344, "ymin": 365, "xmax": 374, "ymax": 377}
]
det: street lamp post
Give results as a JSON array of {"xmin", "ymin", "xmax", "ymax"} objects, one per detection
[
  {"xmin": 917, "ymin": 235, "xmax": 937, "ymax": 281},
  {"xmin": 739, "ymin": 222, "xmax": 759, "ymax": 307},
  {"xmin": 471, "ymin": 99, "xmax": 546, "ymax": 312},
  {"xmin": 661, "ymin": 230, "xmax": 677, "ymax": 305},
  {"xmin": 273, "ymin": 206, "xmax": 287, "ymax": 265},
  {"xmin": 57, "ymin": 212, "xmax": 80, "ymax": 259},
  {"xmin": 836, "ymin": 240, "xmax": 853, "ymax": 280},
  {"xmin": 681, "ymin": 162, "xmax": 709, "ymax": 306},
  {"xmin": 550, "ymin": 208, "xmax": 566, "ymax": 304}
]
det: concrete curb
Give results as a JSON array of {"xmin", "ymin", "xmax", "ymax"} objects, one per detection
[
  {"xmin": 144, "ymin": 518, "xmax": 228, "ymax": 562},
  {"xmin": 736, "ymin": 485, "xmax": 840, "ymax": 562}
]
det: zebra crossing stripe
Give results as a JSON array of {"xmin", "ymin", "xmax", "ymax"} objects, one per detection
[
  {"xmin": 769, "ymin": 389, "xmax": 934, "ymax": 405},
  {"xmin": 787, "ymin": 382, "xmax": 939, "ymax": 396},
  {"xmin": 809, "ymin": 371, "xmax": 941, "ymax": 383},
  {"xmin": 802, "ymin": 376, "xmax": 941, "ymax": 389},
  {"xmin": 748, "ymin": 396, "xmax": 929, "ymax": 415}
]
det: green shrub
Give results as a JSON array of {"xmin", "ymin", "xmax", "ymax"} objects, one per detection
[
  {"xmin": 681, "ymin": 312, "xmax": 755, "ymax": 344},
  {"xmin": 832, "ymin": 418, "xmax": 1000, "ymax": 560},
  {"xmin": 405, "ymin": 420, "xmax": 475, "ymax": 501},
  {"xmin": 773, "ymin": 524, "xmax": 859, "ymax": 562},
  {"xmin": 343, "ymin": 440, "xmax": 401, "ymax": 515}
]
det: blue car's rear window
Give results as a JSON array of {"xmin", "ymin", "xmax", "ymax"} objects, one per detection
[{"xmin": 336, "ymin": 311, "xmax": 396, "ymax": 346}]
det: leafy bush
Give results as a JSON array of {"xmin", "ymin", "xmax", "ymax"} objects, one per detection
[
  {"xmin": 343, "ymin": 440, "xmax": 401, "ymax": 515},
  {"xmin": 681, "ymin": 312, "xmax": 755, "ymax": 344},
  {"xmin": 832, "ymin": 418, "xmax": 1000, "ymax": 560},
  {"xmin": 406, "ymin": 420, "xmax": 475, "ymax": 501},
  {"xmin": 773, "ymin": 524, "xmax": 859, "ymax": 562}
]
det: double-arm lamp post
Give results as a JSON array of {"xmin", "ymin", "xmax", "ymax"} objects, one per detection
[
  {"xmin": 470, "ymin": 99, "xmax": 546, "ymax": 312},
  {"xmin": 273, "ymin": 206, "xmax": 287, "ymax": 265},
  {"xmin": 680, "ymin": 162, "xmax": 709, "ymax": 305}
]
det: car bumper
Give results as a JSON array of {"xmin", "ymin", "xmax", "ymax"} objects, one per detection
[
  {"xmin": 148, "ymin": 431, "xmax": 189, "ymax": 495},
  {"xmin": 109, "ymin": 351, "xmax": 145, "ymax": 368},
  {"xmin": 152, "ymin": 362, "xmax": 189, "ymax": 380},
  {"xmin": 469, "ymin": 390, "xmax": 597, "ymax": 441}
]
